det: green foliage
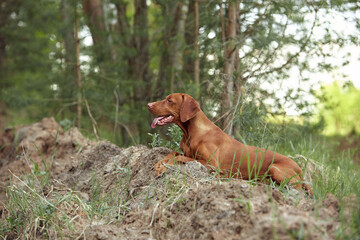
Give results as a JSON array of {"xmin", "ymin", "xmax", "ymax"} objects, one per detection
[
  {"xmin": 0, "ymin": 0, "xmax": 63, "ymax": 110},
  {"xmin": 315, "ymin": 81, "xmax": 360, "ymax": 136},
  {"xmin": 233, "ymin": 100, "xmax": 268, "ymax": 145},
  {"xmin": 148, "ymin": 125, "xmax": 182, "ymax": 152},
  {"xmin": 0, "ymin": 0, "xmax": 359, "ymax": 146},
  {"xmin": 59, "ymin": 119, "xmax": 73, "ymax": 131}
]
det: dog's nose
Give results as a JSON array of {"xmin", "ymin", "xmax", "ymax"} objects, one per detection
[{"xmin": 147, "ymin": 103, "xmax": 154, "ymax": 109}]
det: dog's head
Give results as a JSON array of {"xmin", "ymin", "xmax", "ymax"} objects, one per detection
[{"xmin": 147, "ymin": 93, "xmax": 200, "ymax": 128}]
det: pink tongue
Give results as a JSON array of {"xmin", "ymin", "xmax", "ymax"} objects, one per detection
[{"xmin": 151, "ymin": 117, "xmax": 163, "ymax": 129}]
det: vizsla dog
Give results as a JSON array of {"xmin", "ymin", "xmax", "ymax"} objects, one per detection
[{"xmin": 148, "ymin": 93, "xmax": 312, "ymax": 195}]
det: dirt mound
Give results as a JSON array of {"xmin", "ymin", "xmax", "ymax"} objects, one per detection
[
  {"xmin": 119, "ymin": 183, "xmax": 338, "ymax": 240},
  {"xmin": 0, "ymin": 117, "xmax": 92, "ymax": 209},
  {"xmin": 0, "ymin": 118, "xmax": 342, "ymax": 239},
  {"xmin": 60, "ymin": 141, "xmax": 173, "ymax": 209},
  {"xmin": 63, "ymin": 141, "xmax": 337, "ymax": 240}
]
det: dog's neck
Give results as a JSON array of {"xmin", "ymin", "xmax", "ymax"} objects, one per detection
[{"xmin": 176, "ymin": 111, "xmax": 215, "ymax": 139}]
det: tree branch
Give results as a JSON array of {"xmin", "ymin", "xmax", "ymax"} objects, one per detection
[{"xmin": 253, "ymin": 8, "xmax": 318, "ymax": 79}]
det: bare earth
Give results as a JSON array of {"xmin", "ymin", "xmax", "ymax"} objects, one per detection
[{"xmin": 0, "ymin": 118, "xmax": 342, "ymax": 239}]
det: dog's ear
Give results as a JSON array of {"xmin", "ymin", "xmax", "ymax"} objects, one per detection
[{"xmin": 180, "ymin": 94, "xmax": 200, "ymax": 122}]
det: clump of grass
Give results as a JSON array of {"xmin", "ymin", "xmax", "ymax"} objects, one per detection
[
  {"xmin": 0, "ymin": 147, "xmax": 134, "ymax": 238},
  {"xmin": 260, "ymin": 126, "xmax": 360, "ymax": 239},
  {"xmin": 87, "ymin": 164, "xmax": 132, "ymax": 224},
  {"xmin": 1, "ymin": 172, "xmax": 91, "ymax": 238},
  {"xmin": 30, "ymin": 132, "xmax": 58, "ymax": 189}
]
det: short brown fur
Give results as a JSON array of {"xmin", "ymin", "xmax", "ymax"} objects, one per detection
[{"xmin": 148, "ymin": 93, "xmax": 312, "ymax": 196}]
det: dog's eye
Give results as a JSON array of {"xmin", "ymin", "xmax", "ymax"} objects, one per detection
[{"xmin": 167, "ymin": 99, "xmax": 172, "ymax": 103}]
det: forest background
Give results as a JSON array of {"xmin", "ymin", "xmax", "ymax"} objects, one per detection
[
  {"xmin": 0, "ymin": 0, "xmax": 359, "ymax": 148},
  {"xmin": 1, "ymin": 1, "xmax": 360, "ymax": 238}
]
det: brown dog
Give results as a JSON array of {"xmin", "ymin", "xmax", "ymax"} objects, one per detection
[{"xmin": 148, "ymin": 93, "xmax": 312, "ymax": 195}]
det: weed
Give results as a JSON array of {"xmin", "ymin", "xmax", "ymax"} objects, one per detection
[
  {"xmin": 163, "ymin": 171, "xmax": 188, "ymax": 208},
  {"xmin": 2, "ymin": 172, "xmax": 90, "ymax": 238},
  {"xmin": 59, "ymin": 119, "xmax": 72, "ymax": 132},
  {"xmin": 232, "ymin": 197, "xmax": 252, "ymax": 214},
  {"xmin": 148, "ymin": 132, "xmax": 164, "ymax": 148},
  {"xmin": 148, "ymin": 125, "xmax": 182, "ymax": 151}
]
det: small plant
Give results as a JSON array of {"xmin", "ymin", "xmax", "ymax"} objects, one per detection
[
  {"xmin": 148, "ymin": 125, "xmax": 182, "ymax": 151},
  {"xmin": 29, "ymin": 131, "xmax": 58, "ymax": 188},
  {"xmin": 232, "ymin": 197, "xmax": 252, "ymax": 214},
  {"xmin": 87, "ymin": 158, "xmax": 133, "ymax": 223},
  {"xmin": 164, "ymin": 173, "xmax": 188, "ymax": 208},
  {"xmin": 59, "ymin": 119, "xmax": 72, "ymax": 131},
  {"xmin": 148, "ymin": 132, "xmax": 164, "ymax": 148}
]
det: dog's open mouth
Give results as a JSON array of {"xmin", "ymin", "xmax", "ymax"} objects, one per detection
[{"xmin": 151, "ymin": 115, "xmax": 175, "ymax": 128}]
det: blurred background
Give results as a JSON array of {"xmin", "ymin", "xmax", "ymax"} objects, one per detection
[{"xmin": 0, "ymin": 0, "xmax": 359, "ymax": 151}]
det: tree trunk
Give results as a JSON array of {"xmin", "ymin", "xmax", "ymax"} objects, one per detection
[
  {"xmin": 132, "ymin": 0, "xmax": 150, "ymax": 101},
  {"xmin": 102, "ymin": 0, "xmax": 117, "ymax": 61},
  {"xmin": 82, "ymin": 0, "xmax": 111, "ymax": 65},
  {"xmin": 113, "ymin": 0, "xmax": 131, "ymax": 87},
  {"xmin": 114, "ymin": 0, "xmax": 131, "ymax": 48},
  {"xmin": 61, "ymin": 0, "xmax": 76, "ymax": 69},
  {"xmin": 193, "ymin": 0, "xmax": 200, "ymax": 98},
  {"xmin": 183, "ymin": 0, "xmax": 200, "ymax": 98},
  {"xmin": 75, "ymin": 8, "xmax": 82, "ymax": 129},
  {"xmin": 220, "ymin": 0, "xmax": 237, "ymax": 135},
  {"xmin": 234, "ymin": 1, "xmax": 243, "ymax": 96},
  {"xmin": 60, "ymin": 0, "xmax": 76, "ymax": 102},
  {"xmin": 157, "ymin": 1, "xmax": 184, "ymax": 97},
  {"xmin": 171, "ymin": 1, "xmax": 186, "ymax": 92},
  {"xmin": 0, "ymin": 3, "xmax": 7, "ymax": 69},
  {"xmin": 0, "ymin": 31, "xmax": 6, "ymax": 70},
  {"xmin": 184, "ymin": 1, "xmax": 194, "ymax": 80},
  {"xmin": 83, "ymin": 0, "xmax": 104, "ymax": 45}
]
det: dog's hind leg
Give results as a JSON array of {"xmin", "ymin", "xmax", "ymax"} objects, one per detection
[{"xmin": 268, "ymin": 160, "xmax": 313, "ymax": 196}]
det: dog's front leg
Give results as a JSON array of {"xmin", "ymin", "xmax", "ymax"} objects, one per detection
[{"xmin": 154, "ymin": 151, "xmax": 195, "ymax": 176}]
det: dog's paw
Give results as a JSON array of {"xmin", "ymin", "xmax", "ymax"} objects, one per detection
[{"xmin": 154, "ymin": 160, "xmax": 167, "ymax": 176}]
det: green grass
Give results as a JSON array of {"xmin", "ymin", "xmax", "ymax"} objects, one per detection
[
  {"xmin": 0, "ymin": 166, "xmax": 133, "ymax": 239},
  {"xmin": 258, "ymin": 125, "xmax": 360, "ymax": 239},
  {"xmin": 1, "ymin": 120, "xmax": 360, "ymax": 239},
  {"xmin": 1, "ymin": 172, "xmax": 87, "ymax": 238},
  {"xmin": 150, "ymin": 121, "xmax": 360, "ymax": 239},
  {"xmin": 276, "ymin": 133, "xmax": 360, "ymax": 200}
]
